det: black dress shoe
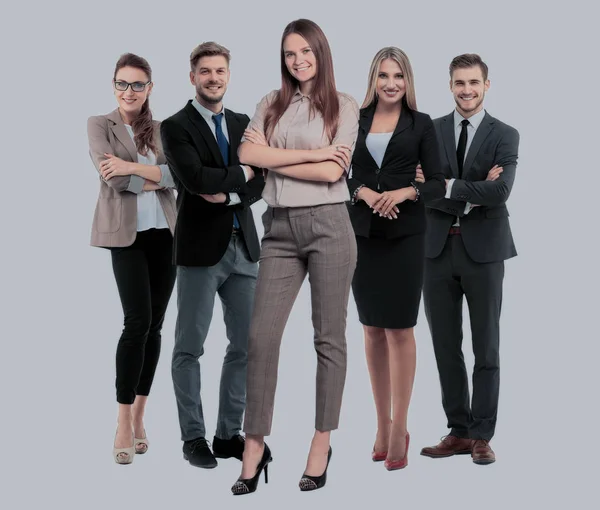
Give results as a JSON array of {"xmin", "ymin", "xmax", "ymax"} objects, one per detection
[
  {"xmin": 182, "ymin": 437, "xmax": 217, "ymax": 469},
  {"xmin": 231, "ymin": 442, "xmax": 273, "ymax": 495},
  {"xmin": 299, "ymin": 447, "xmax": 332, "ymax": 491},
  {"xmin": 213, "ymin": 434, "xmax": 245, "ymax": 461}
]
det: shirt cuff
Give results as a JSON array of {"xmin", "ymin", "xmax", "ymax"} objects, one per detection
[
  {"xmin": 445, "ymin": 178, "xmax": 455, "ymax": 199},
  {"xmin": 240, "ymin": 165, "xmax": 250, "ymax": 182},
  {"xmin": 464, "ymin": 202, "xmax": 473, "ymax": 214},
  {"xmin": 158, "ymin": 164, "xmax": 175, "ymax": 188},
  {"xmin": 126, "ymin": 175, "xmax": 145, "ymax": 194},
  {"xmin": 228, "ymin": 193, "xmax": 241, "ymax": 205}
]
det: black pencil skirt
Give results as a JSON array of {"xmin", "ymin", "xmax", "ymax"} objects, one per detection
[{"xmin": 352, "ymin": 232, "xmax": 424, "ymax": 329}]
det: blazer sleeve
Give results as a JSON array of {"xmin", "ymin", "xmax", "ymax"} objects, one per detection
[
  {"xmin": 87, "ymin": 116, "xmax": 144, "ymax": 193},
  {"xmin": 414, "ymin": 115, "xmax": 446, "ymax": 202},
  {"xmin": 449, "ymin": 126, "xmax": 520, "ymax": 206},
  {"xmin": 160, "ymin": 118, "xmax": 248, "ymax": 194}
]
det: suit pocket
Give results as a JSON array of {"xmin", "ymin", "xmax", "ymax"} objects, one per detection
[
  {"xmin": 95, "ymin": 198, "xmax": 123, "ymax": 233},
  {"xmin": 485, "ymin": 207, "xmax": 509, "ymax": 218},
  {"xmin": 261, "ymin": 208, "xmax": 273, "ymax": 236}
]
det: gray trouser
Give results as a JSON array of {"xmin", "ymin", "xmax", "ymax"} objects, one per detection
[
  {"xmin": 172, "ymin": 233, "xmax": 258, "ymax": 441},
  {"xmin": 243, "ymin": 204, "xmax": 357, "ymax": 436}
]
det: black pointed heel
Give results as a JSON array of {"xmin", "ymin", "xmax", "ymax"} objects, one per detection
[
  {"xmin": 231, "ymin": 443, "xmax": 272, "ymax": 496},
  {"xmin": 299, "ymin": 446, "xmax": 332, "ymax": 492}
]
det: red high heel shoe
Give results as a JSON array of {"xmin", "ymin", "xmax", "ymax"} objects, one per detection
[
  {"xmin": 372, "ymin": 450, "xmax": 387, "ymax": 462},
  {"xmin": 384, "ymin": 433, "xmax": 410, "ymax": 470}
]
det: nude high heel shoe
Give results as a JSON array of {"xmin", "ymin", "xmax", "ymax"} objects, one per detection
[
  {"xmin": 113, "ymin": 430, "xmax": 135, "ymax": 465},
  {"xmin": 134, "ymin": 430, "xmax": 149, "ymax": 454}
]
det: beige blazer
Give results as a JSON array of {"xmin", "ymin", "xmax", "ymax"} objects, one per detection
[{"xmin": 87, "ymin": 109, "xmax": 177, "ymax": 247}]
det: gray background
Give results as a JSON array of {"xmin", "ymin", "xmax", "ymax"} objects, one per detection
[{"xmin": 2, "ymin": 0, "xmax": 598, "ymax": 508}]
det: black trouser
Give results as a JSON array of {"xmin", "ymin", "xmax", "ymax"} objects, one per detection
[
  {"xmin": 110, "ymin": 228, "xmax": 176, "ymax": 405},
  {"xmin": 423, "ymin": 234, "xmax": 504, "ymax": 441}
]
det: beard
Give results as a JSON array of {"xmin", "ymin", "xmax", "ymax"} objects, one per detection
[{"xmin": 196, "ymin": 84, "xmax": 225, "ymax": 104}]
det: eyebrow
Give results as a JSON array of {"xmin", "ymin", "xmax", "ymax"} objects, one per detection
[
  {"xmin": 199, "ymin": 67, "xmax": 227, "ymax": 71},
  {"xmin": 284, "ymin": 46, "xmax": 311, "ymax": 53}
]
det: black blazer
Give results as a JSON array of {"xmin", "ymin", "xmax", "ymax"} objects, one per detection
[
  {"xmin": 424, "ymin": 111, "xmax": 520, "ymax": 263},
  {"xmin": 347, "ymin": 104, "xmax": 446, "ymax": 238},
  {"xmin": 160, "ymin": 100, "xmax": 265, "ymax": 267}
]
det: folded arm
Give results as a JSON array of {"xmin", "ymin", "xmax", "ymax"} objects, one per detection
[{"xmin": 160, "ymin": 120, "xmax": 248, "ymax": 194}]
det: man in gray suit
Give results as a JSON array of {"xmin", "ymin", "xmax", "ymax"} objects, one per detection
[{"xmin": 420, "ymin": 54, "xmax": 520, "ymax": 465}]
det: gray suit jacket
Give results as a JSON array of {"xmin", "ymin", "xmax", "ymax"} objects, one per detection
[
  {"xmin": 424, "ymin": 111, "xmax": 520, "ymax": 263},
  {"xmin": 87, "ymin": 109, "xmax": 177, "ymax": 247}
]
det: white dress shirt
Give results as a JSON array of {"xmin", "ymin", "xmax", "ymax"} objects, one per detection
[
  {"xmin": 446, "ymin": 108, "xmax": 486, "ymax": 226},
  {"xmin": 191, "ymin": 97, "xmax": 250, "ymax": 206},
  {"xmin": 124, "ymin": 124, "xmax": 169, "ymax": 232}
]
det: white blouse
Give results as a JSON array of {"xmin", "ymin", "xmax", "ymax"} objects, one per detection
[{"xmin": 124, "ymin": 124, "xmax": 169, "ymax": 232}]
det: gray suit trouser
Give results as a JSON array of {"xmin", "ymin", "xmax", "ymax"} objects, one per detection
[
  {"xmin": 243, "ymin": 204, "xmax": 357, "ymax": 436},
  {"xmin": 172, "ymin": 233, "xmax": 258, "ymax": 441}
]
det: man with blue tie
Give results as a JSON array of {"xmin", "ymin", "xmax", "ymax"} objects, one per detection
[{"xmin": 160, "ymin": 42, "xmax": 265, "ymax": 469}]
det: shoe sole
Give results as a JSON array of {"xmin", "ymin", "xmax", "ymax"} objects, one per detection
[
  {"xmin": 183, "ymin": 453, "xmax": 217, "ymax": 469},
  {"xmin": 473, "ymin": 458, "xmax": 496, "ymax": 465},
  {"xmin": 420, "ymin": 450, "xmax": 472, "ymax": 458}
]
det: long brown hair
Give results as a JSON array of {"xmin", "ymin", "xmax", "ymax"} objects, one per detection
[
  {"xmin": 362, "ymin": 47, "xmax": 418, "ymax": 111},
  {"xmin": 113, "ymin": 53, "xmax": 157, "ymax": 156},
  {"xmin": 264, "ymin": 19, "xmax": 340, "ymax": 143}
]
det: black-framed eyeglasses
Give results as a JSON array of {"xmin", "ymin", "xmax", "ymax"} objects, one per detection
[{"xmin": 113, "ymin": 80, "xmax": 151, "ymax": 92}]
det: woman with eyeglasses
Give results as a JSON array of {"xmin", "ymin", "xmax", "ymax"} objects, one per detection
[{"xmin": 87, "ymin": 53, "xmax": 177, "ymax": 465}]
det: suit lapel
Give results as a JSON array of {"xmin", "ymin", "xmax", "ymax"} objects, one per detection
[
  {"xmin": 225, "ymin": 109, "xmax": 241, "ymax": 165},
  {"xmin": 380, "ymin": 109, "xmax": 413, "ymax": 167},
  {"xmin": 357, "ymin": 106, "xmax": 379, "ymax": 168},
  {"xmin": 462, "ymin": 112, "xmax": 495, "ymax": 177},
  {"xmin": 441, "ymin": 112, "xmax": 459, "ymax": 178},
  {"xmin": 184, "ymin": 101, "xmax": 224, "ymax": 166},
  {"xmin": 107, "ymin": 109, "xmax": 138, "ymax": 162}
]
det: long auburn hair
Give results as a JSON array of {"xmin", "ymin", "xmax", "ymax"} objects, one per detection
[
  {"xmin": 264, "ymin": 19, "xmax": 340, "ymax": 143},
  {"xmin": 362, "ymin": 47, "xmax": 418, "ymax": 111},
  {"xmin": 113, "ymin": 53, "xmax": 157, "ymax": 156}
]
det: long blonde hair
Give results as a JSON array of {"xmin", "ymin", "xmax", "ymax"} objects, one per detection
[{"xmin": 362, "ymin": 47, "xmax": 417, "ymax": 110}]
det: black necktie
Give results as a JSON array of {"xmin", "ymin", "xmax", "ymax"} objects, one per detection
[{"xmin": 456, "ymin": 119, "xmax": 469, "ymax": 178}]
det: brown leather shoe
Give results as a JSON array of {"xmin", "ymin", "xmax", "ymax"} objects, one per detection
[
  {"xmin": 471, "ymin": 440, "xmax": 495, "ymax": 465},
  {"xmin": 420, "ymin": 435, "xmax": 473, "ymax": 458}
]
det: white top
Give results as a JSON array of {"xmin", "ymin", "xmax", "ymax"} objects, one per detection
[
  {"xmin": 365, "ymin": 132, "xmax": 393, "ymax": 168},
  {"xmin": 124, "ymin": 124, "xmax": 169, "ymax": 232}
]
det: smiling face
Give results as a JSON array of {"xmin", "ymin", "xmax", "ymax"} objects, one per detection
[
  {"xmin": 190, "ymin": 55, "xmax": 230, "ymax": 109},
  {"xmin": 376, "ymin": 58, "xmax": 406, "ymax": 107},
  {"xmin": 113, "ymin": 66, "xmax": 152, "ymax": 118},
  {"xmin": 283, "ymin": 32, "xmax": 317, "ymax": 91},
  {"xmin": 450, "ymin": 65, "xmax": 489, "ymax": 118}
]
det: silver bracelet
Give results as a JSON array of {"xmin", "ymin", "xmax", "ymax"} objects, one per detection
[
  {"xmin": 410, "ymin": 182, "xmax": 420, "ymax": 202},
  {"xmin": 351, "ymin": 184, "xmax": 365, "ymax": 205}
]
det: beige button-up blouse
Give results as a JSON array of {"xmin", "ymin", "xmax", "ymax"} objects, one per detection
[{"xmin": 244, "ymin": 89, "xmax": 360, "ymax": 207}]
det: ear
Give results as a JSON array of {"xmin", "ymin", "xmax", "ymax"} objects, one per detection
[
  {"xmin": 449, "ymin": 79, "xmax": 453, "ymax": 91},
  {"xmin": 189, "ymin": 70, "xmax": 196, "ymax": 86},
  {"xmin": 484, "ymin": 79, "xmax": 490, "ymax": 92}
]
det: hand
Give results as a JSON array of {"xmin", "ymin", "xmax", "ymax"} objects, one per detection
[
  {"xmin": 199, "ymin": 193, "xmax": 227, "ymax": 204},
  {"xmin": 100, "ymin": 153, "xmax": 133, "ymax": 180},
  {"xmin": 243, "ymin": 165, "xmax": 256, "ymax": 180},
  {"xmin": 415, "ymin": 164, "xmax": 425, "ymax": 183},
  {"xmin": 372, "ymin": 188, "xmax": 411, "ymax": 218},
  {"xmin": 358, "ymin": 187, "xmax": 399, "ymax": 219},
  {"xmin": 486, "ymin": 165, "xmax": 503, "ymax": 181},
  {"xmin": 311, "ymin": 144, "xmax": 352, "ymax": 169},
  {"xmin": 243, "ymin": 128, "xmax": 268, "ymax": 146}
]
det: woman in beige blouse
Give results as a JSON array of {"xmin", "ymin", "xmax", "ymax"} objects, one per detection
[{"xmin": 230, "ymin": 19, "xmax": 359, "ymax": 495}]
